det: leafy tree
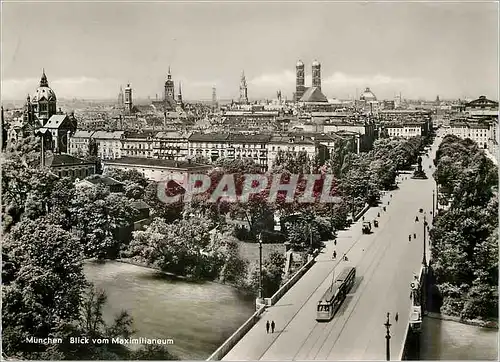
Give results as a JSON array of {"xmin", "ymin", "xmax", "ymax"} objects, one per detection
[
  {"xmin": 248, "ymin": 251, "xmax": 286, "ymax": 297},
  {"xmin": 2, "ymin": 219, "xmax": 87, "ymax": 359},
  {"xmin": 70, "ymin": 184, "xmax": 139, "ymax": 259}
]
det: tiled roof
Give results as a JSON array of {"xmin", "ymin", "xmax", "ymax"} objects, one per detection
[
  {"xmin": 156, "ymin": 131, "xmax": 184, "ymax": 139},
  {"xmin": 124, "ymin": 131, "xmax": 157, "ymax": 139},
  {"xmin": 45, "ymin": 154, "xmax": 93, "ymax": 167},
  {"xmin": 44, "ymin": 115, "xmax": 68, "ymax": 129},
  {"xmin": 92, "ymin": 131, "xmax": 124, "ymax": 140},
  {"xmin": 72, "ymin": 130, "xmax": 95, "ymax": 138},
  {"xmin": 229, "ymin": 134, "xmax": 272, "ymax": 143},
  {"xmin": 299, "ymin": 87, "xmax": 328, "ymax": 103},
  {"xmin": 86, "ymin": 175, "xmax": 124, "ymax": 186},
  {"xmin": 103, "ymin": 157, "xmax": 212, "ymax": 169},
  {"xmin": 188, "ymin": 132, "xmax": 230, "ymax": 142},
  {"xmin": 131, "ymin": 200, "xmax": 151, "ymax": 210}
]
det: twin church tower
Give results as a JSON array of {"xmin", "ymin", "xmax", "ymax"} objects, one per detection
[{"xmin": 294, "ymin": 59, "xmax": 322, "ymax": 102}]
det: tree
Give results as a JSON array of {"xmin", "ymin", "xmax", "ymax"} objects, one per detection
[
  {"xmin": 248, "ymin": 251, "xmax": 286, "ymax": 297},
  {"xmin": 2, "ymin": 219, "xmax": 87, "ymax": 359},
  {"xmin": 70, "ymin": 185, "xmax": 139, "ymax": 259}
]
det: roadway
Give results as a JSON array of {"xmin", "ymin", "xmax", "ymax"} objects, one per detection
[{"xmin": 222, "ymin": 136, "xmax": 440, "ymax": 361}]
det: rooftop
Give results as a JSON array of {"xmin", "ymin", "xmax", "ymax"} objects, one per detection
[
  {"xmin": 103, "ymin": 157, "xmax": 212, "ymax": 169},
  {"xmin": 45, "ymin": 154, "xmax": 94, "ymax": 167}
]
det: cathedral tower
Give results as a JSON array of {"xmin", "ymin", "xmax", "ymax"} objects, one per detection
[
  {"xmin": 164, "ymin": 66, "xmax": 175, "ymax": 101},
  {"xmin": 239, "ymin": 70, "xmax": 249, "ymax": 104},
  {"xmin": 31, "ymin": 69, "xmax": 57, "ymax": 125},
  {"xmin": 176, "ymin": 82, "xmax": 183, "ymax": 106},
  {"xmin": 312, "ymin": 60, "xmax": 321, "ymax": 90},
  {"xmin": 295, "ymin": 60, "xmax": 305, "ymax": 101},
  {"xmin": 118, "ymin": 86, "xmax": 124, "ymax": 108},
  {"xmin": 124, "ymin": 83, "xmax": 133, "ymax": 113}
]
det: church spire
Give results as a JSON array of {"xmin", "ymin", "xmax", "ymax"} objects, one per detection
[
  {"xmin": 167, "ymin": 66, "xmax": 172, "ymax": 80},
  {"xmin": 40, "ymin": 69, "xmax": 48, "ymax": 87}
]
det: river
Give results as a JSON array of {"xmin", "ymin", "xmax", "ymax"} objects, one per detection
[
  {"xmin": 420, "ymin": 316, "xmax": 498, "ymax": 360},
  {"xmin": 84, "ymin": 261, "xmax": 255, "ymax": 360}
]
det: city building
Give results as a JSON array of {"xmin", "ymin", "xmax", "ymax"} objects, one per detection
[
  {"xmin": 44, "ymin": 154, "xmax": 96, "ymax": 179},
  {"xmin": 69, "ymin": 130, "xmax": 95, "ymax": 156},
  {"xmin": 443, "ymin": 119, "xmax": 491, "ymax": 149},
  {"xmin": 121, "ymin": 131, "xmax": 156, "ymax": 158},
  {"xmin": 101, "ymin": 157, "xmax": 212, "ymax": 182},
  {"xmin": 464, "ymin": 95, "xmax": 498, "ymax": 117},
  {"xmin": 385, "ymin": 122, "xmax": 427, "ymax": 139},
  {"xmin": 267, "ymin": 134, "xmax": 326, "ymax": 169},
  {"xmin": 153, "ymin": 131, "xmax": 189, "ymax": 160},
  {"xmin": 76, "ymin": 175, "xmax": 125, "ymax": 193},
  {"xmin": 93, "ymin": 131, "xmax": 125, "ymax": 160},
  {"xmin": 322, "ymin": 119, "xmax": 375, "ymax": 152}
]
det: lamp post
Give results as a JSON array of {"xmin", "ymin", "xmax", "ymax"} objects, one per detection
[
  {"xmin": 258, "ymin": 233, "xmax": 263, "ymax": 301},
  {"xmin": 432, "ymin": 189, "xmax": 435, "ymax": 217},
  {"xmin": 422, "ymin": 214, "xmax": 427, "ymax": 267},
  {"xmin": 384, "ymin": 312, "xmax": 391, "ymax": 361}
]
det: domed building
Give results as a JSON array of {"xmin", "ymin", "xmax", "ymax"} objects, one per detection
[
  {"xmin": 31, "ymin": 69, "xmax": 57, "ymax": 123},
  {"xmin": 360, "ymin": 87, "xmax": 377, "ymax": 102}
]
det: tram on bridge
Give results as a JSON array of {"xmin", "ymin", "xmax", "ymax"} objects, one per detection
[{"xmin": 316, "ymin": 267, "xmax": 356, "ymax": 321}]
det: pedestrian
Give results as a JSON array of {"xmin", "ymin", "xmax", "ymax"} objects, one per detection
[
  {"xmin": 271, "ymin": 320, "xmax": 275, "ymax": 333},
  {"xmin": 415, "ymin": 216, "xmax": 419, "ymax": 222},
  {"xmin": 362, "ymin": 216, "xmax": 365, "ymax": 221},
  {"xmin": 332, "ymin": 250, "xmax": 337, "ymax": 259},
  {"xmin": 408, "ymin": 234, "xmax": 411, "ymax": 242},
  {"xmin": 413, "ymin": 233, "xmax": 416, "ymax": 239},
  {"xmin": 395, "ymin": 313, "xmax": 399, "ymax": 322},
  {"xmin": 334, "ymin": 240, "xmax": 337, "ymax": 246},
  {"xmin": 266, "ymin": 320, "xmax": 270, "ymax": 333}
]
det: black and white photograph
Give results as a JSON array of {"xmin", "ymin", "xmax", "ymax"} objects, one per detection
[{"xmin": 1, "ymin": 1, "xmax": 498, "ymax": 360}]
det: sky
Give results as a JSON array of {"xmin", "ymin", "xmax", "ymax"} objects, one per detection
[{"xmin": 1, "ymin": 1, "xmax": 498, "ymax": 102}]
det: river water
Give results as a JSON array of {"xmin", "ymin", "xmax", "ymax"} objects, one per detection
[
  {"xmin": 420, "ymin": 316, "xmax": 498, "ymax": 360},
  {"xmin": 84, "ymin": 261, "xmax": 255, "ymax": 360}
]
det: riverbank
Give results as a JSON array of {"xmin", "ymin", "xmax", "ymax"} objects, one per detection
[
  {"xmin": 84, "ymin": 261, "xmax": 255, "ymax": 360},
  {"xmin": 426, "ymin": 312, "xmax": 498, "ymax": 329}
]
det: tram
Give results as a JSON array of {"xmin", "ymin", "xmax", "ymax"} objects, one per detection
[{"xmin": 316, "ymin": 267, "xmax": 356, "ymax": 321}]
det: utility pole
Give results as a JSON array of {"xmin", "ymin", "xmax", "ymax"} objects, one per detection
[{"xmin": 384, "ymin": 312, "xmax": 391, "ymax": 361}]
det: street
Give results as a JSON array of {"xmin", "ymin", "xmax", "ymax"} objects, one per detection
[{"xmin": 223, "ymin": 138, "xmax": 439, "ymax": 361}]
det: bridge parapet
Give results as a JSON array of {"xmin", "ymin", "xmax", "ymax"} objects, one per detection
[
  {"xmin": 263, "ymin": 249, "xmax": 318, "ymax": 308},
  {"xmin": 206, "ymin": 306, "xmax": 267, "ymax": 361}
]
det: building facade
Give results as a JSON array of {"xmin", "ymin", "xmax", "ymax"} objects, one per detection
[{"xmin": 102, "ymin": 157, "xmax": 212, "ymax": 182}]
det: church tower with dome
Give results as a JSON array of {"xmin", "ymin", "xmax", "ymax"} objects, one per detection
[
  {"xmin": 295, "ymin": 60, "xmax": 305, "ymax": 101},
  {"xmin": 164, "ymin": 66, "xmax": 175, "ymax": 102},
  {"xmin": 312, "ymin": 60, "xmax": 321, "ymax": 90},
  {"xmin": 31, "ymin": 69, "xmax": 57, "ymax": 125}
]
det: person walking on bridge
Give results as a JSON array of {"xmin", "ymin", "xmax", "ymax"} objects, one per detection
[
  {"xmin": 271, "ymin": 320, "xmax": 275, "ymax": 333},
  {"xmin": 266, "ymin": 320, "xmax": 270, "ymax": 334}
]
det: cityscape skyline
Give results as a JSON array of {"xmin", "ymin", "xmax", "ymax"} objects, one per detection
[{"xmin": 2, "ymin": 1, "xmax": 498, "ymax": 102}]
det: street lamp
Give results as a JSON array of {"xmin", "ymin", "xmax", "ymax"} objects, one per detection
[
  {"xmin": 422, "ymin": 214, "xmax": 427, "ymax": 267},
  {"xmin": 258, "ymin": 233, "xmax": 263, "ymax": 301},
  {"xmin": 432, "ymin": 189, "xmax": 435, "ymax": 217},
  {"xmin": 384, "ymin": 312, "xmax": 392, "ymax": 361}
]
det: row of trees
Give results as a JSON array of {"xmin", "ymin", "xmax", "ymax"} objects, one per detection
[
  {"xmin": 430, "ymin": 135, "xmax": 498, "ymax": 320},
  {"xmin": 1, "ymin": 136, "xmax": 177, "ymax": 359}
]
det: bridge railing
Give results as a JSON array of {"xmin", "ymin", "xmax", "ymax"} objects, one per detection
[
  {"xmin": 206, "ymin": 305, "xmax": 267, "ymax": 361},
  {"xmin": 398, "ymin": 264, "xmax": 426, "ymax": 360},
  {"xmin": 264, "ymin": 249, "xmax": 318, "ymax": 306}
]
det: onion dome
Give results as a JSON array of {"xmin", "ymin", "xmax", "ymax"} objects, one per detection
[
  {"xmin": 296, "ymin": 60, "xmax": 304, "ymax": 67},
  {"xmin": 312, "ymin": 60, "xmax": 320, "ymax": 67}
]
